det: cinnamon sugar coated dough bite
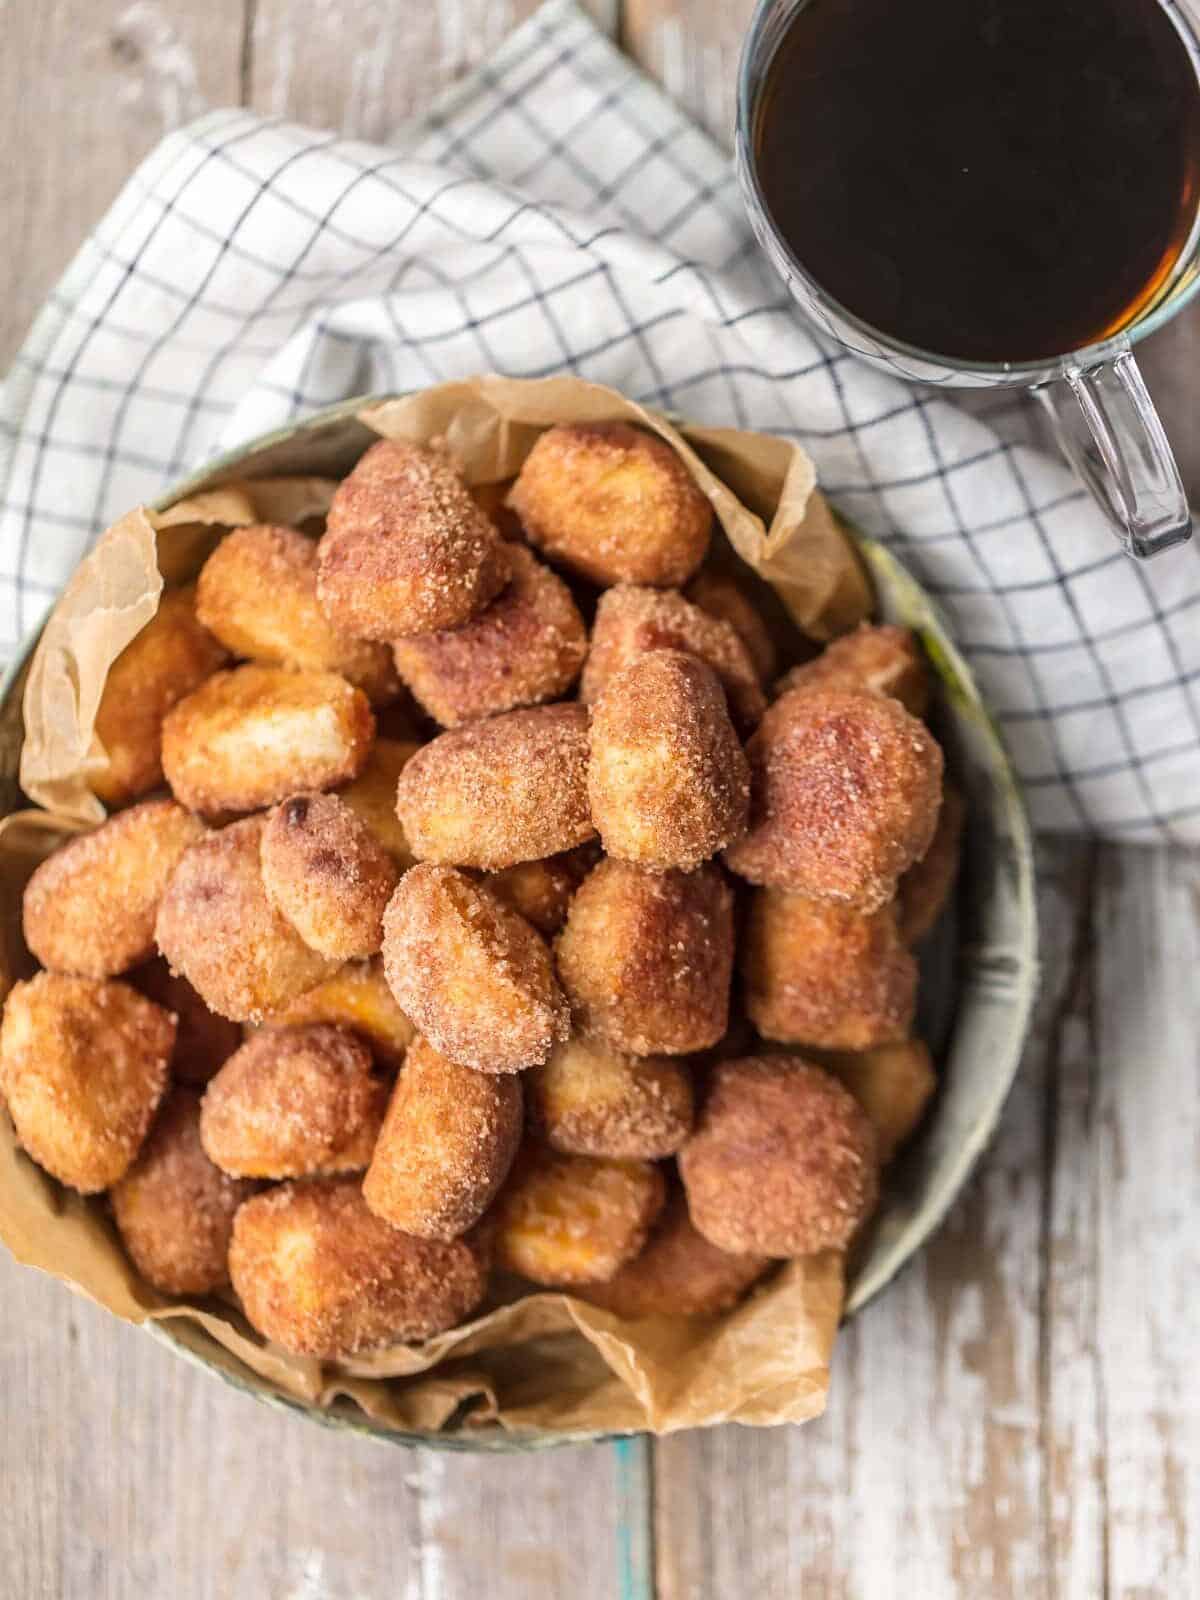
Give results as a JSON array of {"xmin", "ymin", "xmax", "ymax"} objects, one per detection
[
  {"xmin": 743, "ymin": 890, "xmax": 917, "ymax": 1050},
  {"xmin": 581, "ymin": 585, "xmax": 766, "ymax": 731},
  {"xmin": 818, "ymin": 1039, "xmax": 937, "ymax": 1164},
  {"xmin": 588, "ymin": 650, "xmax": 750, "ymax": 871},
  {"xmin": 0, "ymin": 973, "xmax": 173, "ymax": 1192},
  {"xmin": 395, "ymin": 703, "xmax": 594, "ymax": 870},
  {"xmin": 261, "ymin": 793, "xmax": 398, "ymax": 960},
  {"xmin": 23, "ymin": 800, "xmax": 205, "ymax": 979},
  {"xmin": 196, "ymin": 523, "xmax": 398, "ymax": 703},
  {"xmin": 317, "ymin": 439, "xmax": 510, "ymax": 640},
  {"xmin": 686, "ymin": 570, "xmax": 778, "ymax": 684},
  {"xmin": 362, "ymin": 1035, "xmax": 522, "ymax": 1240},
  {"xmin": 899, "ymin": 782, "xmax": 966, "ymax": 943},
  {"xmin": 484, "ymin": 845, "xmax": 597, "ymax": 936},
  {"xmin": 491, "ymin": 1143, "xmax": 666, "ymax": 1285},
  {"xmin": 229, "ymin": 1177, "xmax": 489, "ymax": 1357},
  {"xmin": 162, "ymin": 664, "xmax": 374, "ymax": 815},
  {"xmin": 392, "ymin": 543, "xmax": 588, "ymax": 726},
  {"xmin": 508, "ymin": 422, "xmax": 712, "ymax": 587},
  {"xmin": 110, "ymin": 1088, "xmax": 253, "ymax": 1294},
  {"xmin": 338, "ymin": 738, "xmax": 420, "ymax": 867},
  {"xmin": 575, "ymin": 1190, "xmax": 770, "ymax": 1318},
  {"xmin": 527, "ymin": 1034, "xmax": 693, "ymax": 1160},
  {"xmin": 382, "ymin": 863, "xmax": 568, "ymax": 1073},
  {"xmin": 91, "ymin": 586, "xmax": 229, "ymax": 807},
  {"xmin": 776, "ymin": 623, "xmax": 930, "ymax": 718},
  {"xmin": 130, "ymin": 959, "xmax": 242, "ymax": 1086},
  {"xmin": 264, "ymin": 957, "xmax": 414, "ymax": 1070},
  {"xmin": 679, "ymin": 1056, "xmax": 879, "ymax": 1257},
  {"xmin": 200, "ymin": 1024, "xmax": 384, "ymax": 1179},
  {"xmin": 155, "ymin": 816, "xmax": 336, "ymax": 1023},
  {"xmin": 724, "ymin": 687, "xmax": 944, "ymax": 910},
  {"xmin": 555, "ymin": 859, "xmax": 734, "ymax": 1055}
]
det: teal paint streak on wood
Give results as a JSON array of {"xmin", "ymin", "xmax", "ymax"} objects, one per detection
[{"xmin": 614, "ymin": 1437, "xmax": 656, "ymax": 1600}]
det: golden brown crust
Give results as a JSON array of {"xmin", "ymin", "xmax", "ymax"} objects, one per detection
[
  {"xmin": 200, "ymin": 1024, "xmax": 384, "ymax": 1178},
  {"xmin": 0, "ymin": 972, "xmax": 173, "ymax": 1192},
  {"xmin": 261, "ymin": 793, "xmax": 398, "ymax": 960},
  {"xmin": 23, "ymin": 800, "xmax": 206, "ymax": 979},
  {"xmin": 229, "ymin": 1177, "xmax": 489, "ymax": 1357},
  {"xmin": 155, "ymin": 817, "xmax": 337, "ymax": 1023},
  {"xmin": 581, "ymin": 584, "xmax": 766, "ymax": 730},
  {"xmin": 483, "ymin": 844, "xmax": 597, "ymax": 936},
  {"xmin": 508, "ymin": 423, "xmax": 711, "ymax": 587},
  {"xmin": 162, "ymin": 664, "xmax": 374, "ymax": 816},
  {"xmin": 527, "ymin": 1034, "xmax": 694, "ymax": 1159},
  {"xmin": 587, "ymin": 651, "xmax": 750, "ymax": 872},
  {"xmin": 337, "ymin": 737, "xmax": 420, "ymax": 867},
  {"xmin": 318, "ymin": 439, "xmax": 510, "ymax": 640},
  {"xmin": 775, "ymin": 624, "xmax": 930, "ymax": 718},
  {"xmin": 392, "ymin": 543, "xmax": 588, "ymax": 726},
  {"xmin": 110, "ymin": 1087, "xmax": 253, "ymax": 1294},
  {"xmin": 491, "ymin": 1142, "xmax": 666, "ymax": 1285},
  {"xmin": 395, "ymin": 703, "xmax": 595, "ymax": 869},
  {"xmin": 555, "ymin": 859, "xmax": 734, "ymax": 1056},
  {"xmin": 91, "ymin": 586, "xmax": 229, "ymax": 807},
  {"xmin": 724, "ymin": 687, "xmax": 944, "ymax": 910},
  {"xmin": 362, "ymin": 1035, "xmax": 522, "ymax": 1240},
  {"xmin": 382, "ymin": 863, "xmax": 568, "ymax": 1073},
  {"xmin": 263, "ymin": 956, "xmax": 415, "ymax": 1070},
  {"xmin": 742, "ymin": 890, "xmax": 917, "ymax": 1050},
  {"xmin": 130, "ymin": 958, "xmax": 242, "ymax": 1086},
  {"xmin": 685, "ymin": 570, "xmax": 778, "ymax": 684},
  {"xmin": 196, "ymin": 523, "xmax": 398, "ymax": 702},
  {"xmin": 679, "ymin": 1055, "xmax": 879, "ymax": 1256},
  {"xmin": 574, "ymin": 1190, "xmax": 770, "ymax": 1317},
  {"xmin": 815, "ymin": 1039, "xmax": 937, "ymax": 1164},
  {"xmin": 898, "ymin": 783, "xmax": 966, "ymax": 944}
]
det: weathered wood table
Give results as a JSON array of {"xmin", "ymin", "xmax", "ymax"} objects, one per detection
[{"xmin": 2, "ymin": 4, "xmax": 1197, "ymax": 1596}]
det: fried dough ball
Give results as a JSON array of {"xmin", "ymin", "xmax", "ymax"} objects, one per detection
[
  {"xmin": 196, "ymin": 523, "xmax": 398, "ymax": 703},
  {"xmin": 23, "ymin": 800, "xmax": 205, "ymax": 979},
  {"xmin": 362, "ymin": 1035, "xmax": 522, "ymax": 1240},
  {"xmin": 588, "ymin": 651, "xmax": 750, "ymax": 872},
  {"xmin": 491, "ymin": 1143, "xmax": 666, "ymax": 1285},
  {"xmin": 155, "ymin": 817, "xmax": 336, "ymax": 1023},
  {"xmin": 110, "ymin": 1087, "xmax": 252, "ymax": 1294},
  {"xmin": 261, "ymin": 793, "xmax": 398, "ymax": 961},
  {"xmin": 581, "ymin": 585, "xmax": 766, "ymax": 730},
  {"xmin": 130, "ymin": 959, "xmax": 242, "ymax": 1086},
  {"xmin": 483, "ymin": 845, "xmax": 597, "ymax": 937},
  {"xmin": 555, "ymin": 860, "xmax": 734, "ymax": 1056},
  {"xmin": 229, "ymin": 1177, "xmax": 489, "ymax": 1357},
  {"xmin": 685, "ymin": 570, "xmax": 778, "ymax": 684},
  {"xmin": 575, "ymin": 1190, "xmax": 770, "ymax": 1318},
  {"xmin": 392, "ymin": 544, "xmax": 588, "ymax": 727},
  {"xmin": 898, "ymin": 783, "xmax": 966, "ymax": 944},
  {"xmin": 470, "ymin": 478, "xmax": 523, "ymax": 539},
  {"xmin": 0, "ymin": 973, "xmax": 173, "ymax": 1192},
  {"xmin": 395, "ymin": 703, "xmax": 594, "ymax": 870},
  {"xmin": 679, "ymin": 1056, "xmax": 879, "ymax": 1257},
  {"xmin": 338, "ymin": 737, "xmax": 420, "ymax": 867},
  {"xmin": 382, "ymin": 864, "xmax": 568, "ymax": 1073},
  {"xmin": 724, "ymin": 687, "xmax": 944, "ymax": 911},
  {"xmin": 317, "ymin": 439, "xmax": 510, "ymax": 640},
  {"xmin": 527, "ymin": 1034, "xmax": 693, "ymax": 1160},
  {"xmin": 775, "ymin": 623, "xmax": 930, "ymax": 719},
  {"xmin": 264, "ymin": 957, "xmax": 414, "ymax": 1070},
  {"xmin": 742, "ymin": 890, "xmax": 917, "ymax": 1050},
  {"xmin": 818, "ymin": 1039, "xmax": 937, "ymax": 1164},
  {"xmin": 162, "ymin": 664, "xmax": 374, "ymax": 816},
  {"xmin": 200, "ymin": 1025, "xmax": 384, "ymax": 1179},
  {"xmin": 91, "ymin": 586, "xmax": 228, "ymax": 807},
  {"xmin": 508, "ymin": 423, "xmax": 711, "ymax": 587}
]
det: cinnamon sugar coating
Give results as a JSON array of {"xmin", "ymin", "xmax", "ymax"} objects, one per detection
[
  {"xmin": 775, "ymin": 623, "xmax": 930, "ymax": 718},
  {"xmin": 395, "ymin": 703, "xmax": 594, "ymax": 870},
  {"xmin": 724, "ymin": 686, "xmax": 943, "ymax": 910},
  {"xmin": 898, "ymin": 782, "xmax": 966, "ymax": 943},
  {"xmin": 483, "ymin": 844, "xmax": 598, "ymax": 937},
  {"xmin": 318, "ymin": 439, "xmax": 510, "ymax": 640},
  {"xmin": 263, "ymin": 956, "xmax": 415, "ymax": 1070},
  {"xmin": 679, "ymin": 1055, "xmax": 879, "ymax": 1256},
  {"xmin": 817, "ymin": 1038, "xmax": 937, "ymax": 1164},
  {"xmin": 338, "ymin": 737, "xmax": 421, "ymax": 867},
  {"xmin": 382, "ymin": 863, "xmax": 568, "ymax": 1073},
  {"xmin": 23, "ymin": 799, "xmax": 205, "ymax": 979},
  {"xmin": 261, "ymin": 792, "xmax": 398, "ymax": 960},
  {"xmin": 685, "ymin": 570, "xmax": 778, "ymax": 684},
  {"xmin": 527, "ymin": 1033, "xmax": 693, "ymax": 1160},
  {"xmin": 130, "ymin": 959, "xmax": 242, "ymax": 1086},
  {"xmin": 742, "ymin": 890, "xmax": 917, "ymax": 1050}
]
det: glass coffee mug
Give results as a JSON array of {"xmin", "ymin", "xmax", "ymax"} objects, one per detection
[{"xmin": 735, "ymin": 0, "xmax": 1200, "ymax": 558}]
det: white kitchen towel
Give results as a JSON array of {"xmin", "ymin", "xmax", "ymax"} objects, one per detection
[{"xmin": 2, "ymin": 0, "xmax": 1198, "ymax": 838}]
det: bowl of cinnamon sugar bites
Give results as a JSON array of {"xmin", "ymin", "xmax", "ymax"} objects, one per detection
[{"xmin": 0, "ymin": 381, "xmax": 1036, "ymax": 1445}]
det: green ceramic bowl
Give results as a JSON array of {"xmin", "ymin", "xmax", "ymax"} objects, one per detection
[{"xmin": 0, "ymin": 397, "xmax": 1038, "ymax": 1450}]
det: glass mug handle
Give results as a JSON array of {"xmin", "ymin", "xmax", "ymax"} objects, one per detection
[{"xmin": 1034, "ymin": 346, "xmax": 1193, "ymax": 558}]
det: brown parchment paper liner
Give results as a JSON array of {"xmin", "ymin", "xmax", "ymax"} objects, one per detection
[{"xmin": 3, "ymin": 376, "xmax": 869, "ymax": 1437}]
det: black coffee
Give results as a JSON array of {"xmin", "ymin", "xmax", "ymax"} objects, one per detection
[{"xmin": 752, "ymin": 0, "xmax": 1200, "ymax": 363}]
